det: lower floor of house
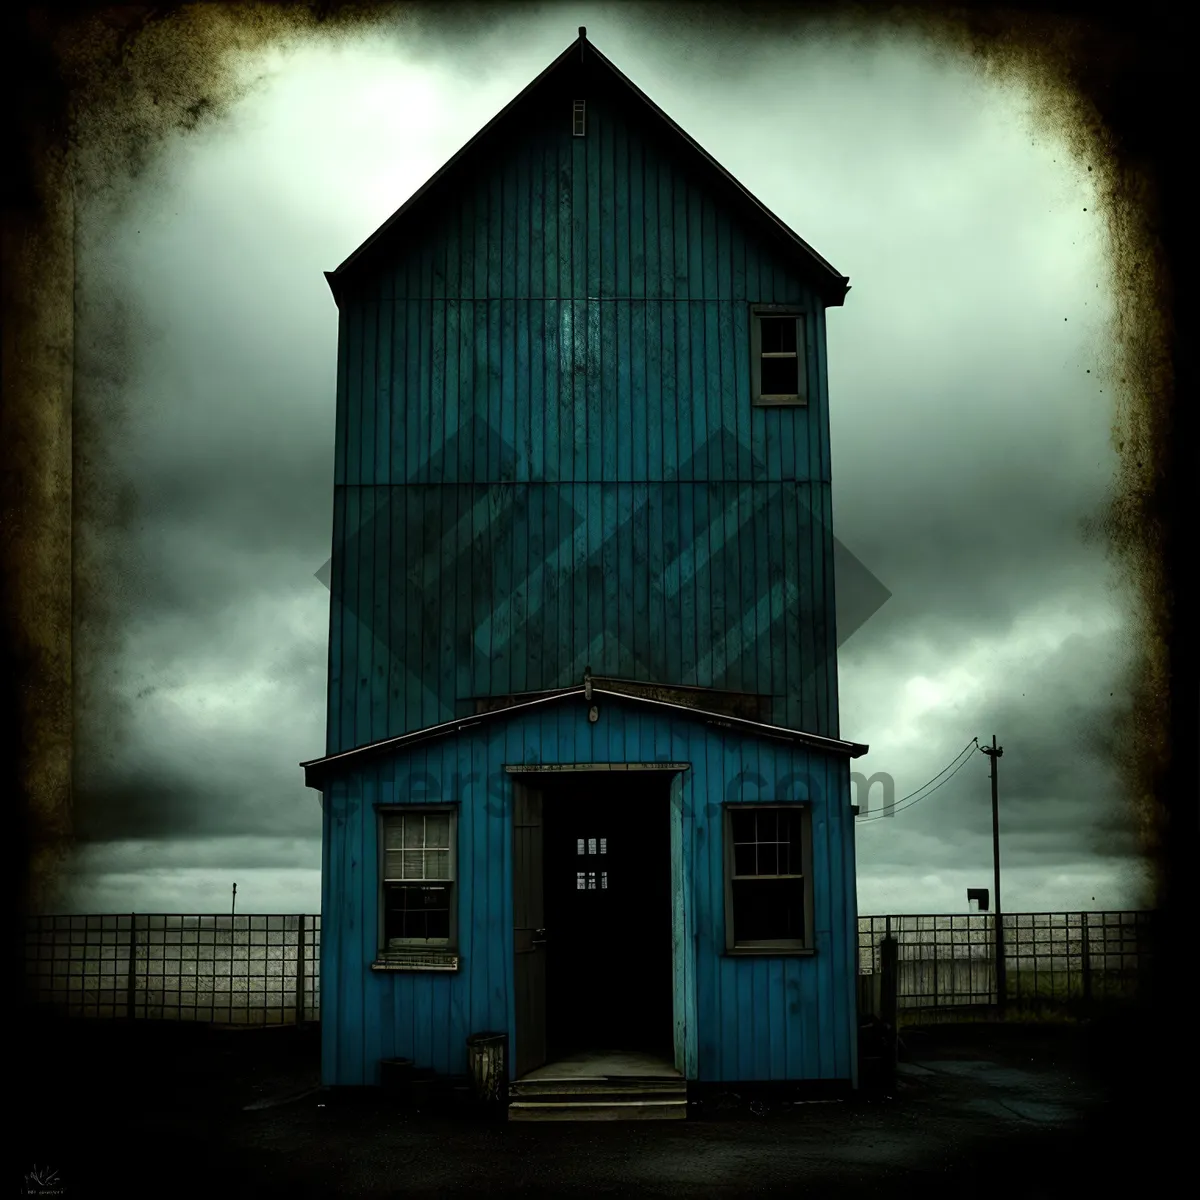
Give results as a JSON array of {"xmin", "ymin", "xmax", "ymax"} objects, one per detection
[{"xmin": 313, "ymin": 691, "xmax": 863, "ymax": 1102}]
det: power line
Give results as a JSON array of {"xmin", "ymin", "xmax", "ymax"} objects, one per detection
[
  {"xmin": 871, "ymin": 737, "xmax": 980, "ymax": 810},
  {"xmin": 856, "ymin": 737, "xmax": 981, "ymax": 823},
  {"xmin": 857, "ymin": 741, "xmax": 979, "ymax": 822},
  {"xmin": 857, "ymin": 737, "xmax": 979, "ymax": 818},
  {"xmin": 860, "ymin": 746, "xmax": 979, "ymax": 821}
]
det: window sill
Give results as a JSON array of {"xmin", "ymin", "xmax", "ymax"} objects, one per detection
[
  {"xmin": 372, "ymin": 950, "xmax": 459, "ymax": 972},
  {"xmin": 752, "ymin": 396, "xmax": 808, "ymax": 407},
  {"xmin": 723, "ymin": 947, "xmax": 815, "ymax": 958}
]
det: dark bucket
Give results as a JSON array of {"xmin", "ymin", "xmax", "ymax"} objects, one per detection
[{"xmin": 466, "ymin": 1031, "xmax": 508, "ymax": 1109}]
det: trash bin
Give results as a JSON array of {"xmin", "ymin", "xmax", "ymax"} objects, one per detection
[{"xmin": 465, "ymin": 1032, "xmax": 508, "ymax": 1107}]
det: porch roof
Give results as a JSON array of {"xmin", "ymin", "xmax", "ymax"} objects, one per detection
[{"xmin": 301, "ymin": 682, "xmax": 868, "ymax": 789}]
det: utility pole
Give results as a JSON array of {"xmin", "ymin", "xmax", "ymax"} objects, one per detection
[
  {"xmin": 980, "ymin": 735, "xmax": 1005, "ymax": 1014},
  {"xmin": 232, "ymin": 882, "xmax": 237, "ymax": 917}
]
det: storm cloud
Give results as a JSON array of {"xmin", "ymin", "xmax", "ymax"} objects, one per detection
[{"xmin": 63, "ymin": 6, "xmax": 1144, "ymax": 916}]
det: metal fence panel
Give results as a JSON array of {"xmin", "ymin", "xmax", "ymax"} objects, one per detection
[
  {"xmin": 24, "ymin": 913, "xmax": 322, "ymax": 1025},
  {"xmin": 856, "ymin": 910, "xmax": 1152, "ymax": 1022},
  {"xmin": 24, "ymin": 909, "xmax": 1150, "ymax": 1027}
]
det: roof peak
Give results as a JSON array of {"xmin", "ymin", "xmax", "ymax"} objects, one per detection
[{"xmin": 326, "ymin": 31, "xmax": 849, "ymax": 306}]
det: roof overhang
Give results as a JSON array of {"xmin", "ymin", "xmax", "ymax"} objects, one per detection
[{"xmin": 301, "ymin": 683, "xmax": 868, "ymax": 790}]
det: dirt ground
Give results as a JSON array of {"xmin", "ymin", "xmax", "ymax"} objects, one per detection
[{"xmin": 14, "ymin": 1011, "xmax": 1171, "ymax": 1197}]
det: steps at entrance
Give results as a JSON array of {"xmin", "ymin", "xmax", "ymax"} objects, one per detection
[{"xmin": 508, "ymin": 1076, "xmax": 687, "ymax": 1121}]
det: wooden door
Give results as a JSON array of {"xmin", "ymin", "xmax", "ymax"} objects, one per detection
[{"xmin": 512, "ymin": 779, "xmax": 547, "ymax": 1078}]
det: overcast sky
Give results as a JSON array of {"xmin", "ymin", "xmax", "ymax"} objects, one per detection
[{"xmin": 61, "ymin": 5, "xmax": 1146, "ymax": 917}]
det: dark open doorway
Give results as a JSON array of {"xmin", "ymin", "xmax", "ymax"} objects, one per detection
[{"xmin": 541, "ymin": 771, "xmax": 674, "ymax": 1061}]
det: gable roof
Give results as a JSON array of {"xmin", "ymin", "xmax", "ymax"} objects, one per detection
[
  {"xmin": 300, "ymin": 682, "xmax": 868, "ymax": 789},
  {"xmin": 325, "ymin": 28, "xmax": 850, "ymax": 307}
]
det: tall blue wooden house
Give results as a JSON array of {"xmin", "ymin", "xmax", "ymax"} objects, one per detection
[{"xmin": 302, "ymin": 28, "xmax": 869, "ymax": 1119}]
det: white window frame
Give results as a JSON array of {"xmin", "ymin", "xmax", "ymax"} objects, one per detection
[
  {"xmin": 723, "ymin": 802, "xmax": 815, "ymax": 954},
  {"xmin": 378, "ymin": 805, "xmax": 459, "ymax": 953},
  {"xmin": 750, "ymin": 305, "xmax": 808, "ymax": 406}
]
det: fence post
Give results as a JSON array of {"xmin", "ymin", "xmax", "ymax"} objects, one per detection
[
  {"xmin": 991, "ymin": 913, "xmax": 1000, "ymax": 1013},
  {"xmin": 880, "ymin": 934, "xmax": 899, "ymax": 1076},
  {"xmin": 296, "ymin": 915, "xmax": 306, "ymax": 1025},
  {"xmin": 884, "ymin": 916, "xmax": 892, "ymax": 991},
  {"xmin": 997, "ymin": 911, "xmax": 1007, "ymax": 1018},
  {"xmin": 126, "ymin": 912, "xmax": 137, "ymax": 1021},
  {"xmin": 932, "ymin": 928, "xmax": 939, "ymax": 1012},
  {"xmin": 1081, "ymin": 914, "xmax": 1092, "ymax": 1010}
]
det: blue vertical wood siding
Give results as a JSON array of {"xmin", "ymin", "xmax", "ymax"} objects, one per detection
[
  {"xmin": 318, "ymin": 46, "xmax": 860, "ymax": 1096},
  {"xmin": 326, "ymin": 87, "xmax": 840, "ymax": 756},
  {"xmin": 320, "ymin": 695, "xmax": 857, "ymax": 1087}
]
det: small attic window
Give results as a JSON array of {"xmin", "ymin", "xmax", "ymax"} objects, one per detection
[
  {"xmin": 751, "ymin": 306, "xmax": 807, "ymax": 406},
  {"xmin": 573, "ymin": 100, "xmax": 586, "ymax": 137}
]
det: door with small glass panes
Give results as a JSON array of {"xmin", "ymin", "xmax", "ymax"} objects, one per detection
[
  {"xmin": 542, "ymin": 774, "xmax": 673, "ymax": 1058},
  {"xmin": 546, "ymin": 812, "xmax": 614, "ymax": 1054}
]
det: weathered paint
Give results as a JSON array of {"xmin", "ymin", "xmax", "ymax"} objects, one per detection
[
  {"xmin": 319, "ymin": 694, "xmax": 857, "ymax": 1087},
  {"xmin": 325, "ymin": 81, "xmax": 840, "ymax": 754}
]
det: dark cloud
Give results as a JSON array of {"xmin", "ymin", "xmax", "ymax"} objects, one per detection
[{"xmin": 63, "ymin": 10, "xmax": 1141, "ymax": 913}]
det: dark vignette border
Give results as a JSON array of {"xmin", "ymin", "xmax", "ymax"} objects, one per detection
[{"xmin": 3, "ymin": 0, "xmax": 1194, "ymax": 1189}]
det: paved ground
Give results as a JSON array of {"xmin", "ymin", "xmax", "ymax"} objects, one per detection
[{"xmin": 16, "ymin": 1013, "xmax": 1166, "ymax": 1197}]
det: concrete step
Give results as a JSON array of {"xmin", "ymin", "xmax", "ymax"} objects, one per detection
[
  {"xmin": 510, "ymin": 1089, "xmax": 686, "ymax": 1107},
  {"xmin": 508, "ymin": 1096, "xmax": 688, "ymax": 1121},
  {"xmin": 509, "ymin": 1077, "xmax": 685, "ymax": 1100}
]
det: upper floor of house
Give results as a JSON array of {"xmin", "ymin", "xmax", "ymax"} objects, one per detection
[
  {"xmin": 321, "ymin": 31, "xmax": 852, "ymax": 751},
  {"xmin": 325, "ymin": 28, "xmax": 849, "ymax": 491}
]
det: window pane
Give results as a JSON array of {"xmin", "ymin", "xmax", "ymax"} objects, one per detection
[
  {"xmin": 732, "ymin": 878, "xmax": 805, "ymax": 942},
  {"xmin": 384, "ymin": 818, "xmax": 405, "ymax": 850},
  {"xmin": 761, "ymin": 355, "xmax": 799, "ymax": 395},
  {"xmin": 425, "ymin": 813, "xmax": 451, "ymax": 848},
  {"xmin": 755, "ymin": 809, "xmax": 778, "ymax": 844},
  {"xmin": 785, "ymin": 812, "xmax": 803, "ymax": 876},
  {"xmin": 778, "ymin": 832, "xmax": 791, "ymax": 877},
  {"xmin": 385, "ymin": 884, "xmax": 451, "ymax": 942},
  {"xmin": 734, "ymin": 844, "xmax": 757, "ymax": 877},
  {"xmin": 384, "ymin": 812, "xmax": 454, "ymax": 880},
  {"xmin": 730, "ymin": 809, "xmax": 756, "ymax": 844},
  {"xmin": 759, "ymin": 316, "xmax": 797, "ymax": 354},
  {"xmin": 757, "ymin": 843, "xmax": 779, "ymax": 876},
  {"xmin": 424, "ymin": 849, "xmax": 450, "ymax": 880}
]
